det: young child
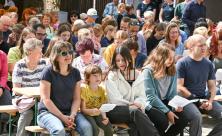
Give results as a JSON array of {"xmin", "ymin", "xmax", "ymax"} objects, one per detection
[{"xmin": 80, "ymin": 65, "xmax": 113, "ymax": 136}]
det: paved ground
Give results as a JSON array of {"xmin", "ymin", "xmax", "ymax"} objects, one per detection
[{"xmin": 0, "ymin": 116, "xmax": 218, "ymax": 136}]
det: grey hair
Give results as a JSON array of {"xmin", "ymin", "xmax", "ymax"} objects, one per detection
[
  {"xmin": 28, "ymin": 16, "xmax": 41, "ymax": 27},
  {"xmin": 23, "ymin": 38, "xmax": 43, "ymax": 56}
]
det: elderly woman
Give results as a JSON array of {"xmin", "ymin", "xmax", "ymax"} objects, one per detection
[
  {"xmin": 12, "ymin": 38, "xmax": 47, "ymax": 136},
  {"xmin": 7, "ymin": 28, "xmax": 35, "ymax": 89},
  {"xmin": 72, "ymin": 38, "xmax": 108, "ymax": 79},
  {"xmin": 37, "ymin": 41, "xmax": 93, "ymax": 136}
]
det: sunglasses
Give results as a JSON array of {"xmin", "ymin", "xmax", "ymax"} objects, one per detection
[{"xmin": 59, "ymin": 50, "xmax": 73, "ymax": 56}]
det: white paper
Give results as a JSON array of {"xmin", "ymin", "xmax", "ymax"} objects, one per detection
[
  {"xmin": 168, "ymin": 95, "xmax": 191, "ymax": 108},
  {"xmin": 99, "ymin": 104, "xmax": 116, "ymax": 112},
  {"xmin": 190, "ymin": 99, "xmax": 208, "ymax": 103}
]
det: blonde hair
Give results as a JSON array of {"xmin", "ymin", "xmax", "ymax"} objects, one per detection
[
  {"xmin": 118, "ymin": 3, "xmax": 126, "ymax": 11},
  {"xmin": 193, "ymin": 26, "xmax": 208, "ymax": 38},
  {"xmin": 143, "ymin": 43, "xmax": 176, "ymax": 79},
  {"xmin": 114, "ymin": 30, "xmax": 128, "ymax": 40},
  {"xmin": 78, "ymin": 28, "xmax": 91, "ymax": 41}
]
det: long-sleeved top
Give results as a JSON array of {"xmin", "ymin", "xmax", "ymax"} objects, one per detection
[
  {"xmin": 103, "ymin": 43, "xmax": 117, "ymax": 66},
  {"xmin": 182, "ymin": 0, "xmax": 206, "ymax": 33},
  {"xmin": 137, "ymin": 31, "xmax": 147, "ymax": 55},
  {"xmin": 72, "ymin": 54, "xmax": 108, "ymax": 79},
  {"xmin": 0, "ymin": 50, "xmax": 10, "ymax": 90},
  {"xmin": 103, "ymin": 2, "xmax": 118, "ymax": 17},
  {"xmin": 142, "ymin": 66, "xmax": 177, "ymax": 113},
  {"xmin": 105, "ymin": 69, "xmax": 151, "ymax": 110}
]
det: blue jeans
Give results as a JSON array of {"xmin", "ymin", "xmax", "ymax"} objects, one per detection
[{"xmin": 37, "ymin": 111, "xmax": 93, "ymax": 136}]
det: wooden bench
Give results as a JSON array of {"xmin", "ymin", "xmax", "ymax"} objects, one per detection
[
  {"xmin": 0, "ymin": 105, "xmax": 18, "ymax": 136},
  {"xmin": 26, "ymin": 124, "xmax": 129, "ymax": 136},
  {"xmin": 25, "ymin": 126, "xmax": 76, "ymax": 136}
]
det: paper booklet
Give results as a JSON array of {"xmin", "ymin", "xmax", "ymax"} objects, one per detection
[{"xmin": 99, "ymin": 104, "xmax": 116, "ymax": 112}]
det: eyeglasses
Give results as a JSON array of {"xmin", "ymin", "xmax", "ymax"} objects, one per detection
[
  {"xmin": 59, "ymin": 50, "xmax": 73, "ymax": 56},
  {"xmin": 129, "ymin": 22, "xmax": 140, "ymax": 26}
]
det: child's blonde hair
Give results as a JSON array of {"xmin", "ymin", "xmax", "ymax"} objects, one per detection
[{"xmin": 84, "ymin": 65, "xmax": 102, "ymax": 84}]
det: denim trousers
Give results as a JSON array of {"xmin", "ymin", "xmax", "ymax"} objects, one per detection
[{"xmin": 37, "ymin": 111, "xmax": 93, "ymax": 136}]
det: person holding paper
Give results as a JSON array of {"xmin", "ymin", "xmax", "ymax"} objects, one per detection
[
  {"xmin": 177, "ymin": 34, "xmax": 222, "ymax": 136},
  {"xmin": 80, "ymin": 64, "xmax": 113, "ymax": 136},
  {"xmin": 143, "ymin": 43, "xmax": 190, "ymax": 136},
  {"xmin": 105, "ymin": 45, "xmax": 159, "ymax": 136}
]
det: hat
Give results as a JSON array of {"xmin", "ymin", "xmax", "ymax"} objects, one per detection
[{"xmin": 87, "ymin": 8, "xmax": 98, "ymax": 19}]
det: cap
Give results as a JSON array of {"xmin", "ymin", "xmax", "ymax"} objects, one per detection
[{"xmin": 87, "ymin": 8, "xmax": 98, "ymax": 19}]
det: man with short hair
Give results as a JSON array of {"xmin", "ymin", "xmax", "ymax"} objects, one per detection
[
  {"xmin": 32, "ymin": 24, "xmax": 50, "ymax": 54},
  {"xmin": 103, "ymin": 0, "xmax": 119, "ymax": 17},
  {"xmin": 0, "ymin": 15, "xmax": 12, "ymax": 54},
  {"xmin": 177, "ymin": 34, "xmax": 222, "ymax": 136},
  {"xmin": 119, "ymin": 17, "xmax": 131, "ymax": 32},
  {"xmin": 129, "ymin": 19, "xmax": 147, "ymax": 55}
]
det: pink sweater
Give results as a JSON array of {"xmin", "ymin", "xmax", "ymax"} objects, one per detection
[{"xmin": 0, "ymin": 50, "xmax": 10, "ymax": 90}]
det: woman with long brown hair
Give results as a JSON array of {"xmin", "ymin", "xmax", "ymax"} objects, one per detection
[
  {"xmin": 105, "ymin": 45, "xmax": 159, "ymax": 136},
  {"xmin": 143, "ymin": 43, "xmax": 202, "ymax": 136},
  {"xmin": 161, "ymin": 22, "xmax": 184, "ymax": 61}
]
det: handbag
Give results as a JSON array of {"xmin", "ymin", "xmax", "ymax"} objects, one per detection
[{"xmin": 12, "ymin": 95, "xmax": 35, "ymax": 113}]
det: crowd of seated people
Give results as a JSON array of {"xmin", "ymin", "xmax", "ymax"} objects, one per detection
[{"xmin": 0, "ymin": 0, "xmax": 222, "ymax": 136}]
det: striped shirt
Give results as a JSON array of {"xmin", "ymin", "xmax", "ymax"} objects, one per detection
[{"xmin": 12, "ymin": 58, "xmax": 47, "ymax": 87}]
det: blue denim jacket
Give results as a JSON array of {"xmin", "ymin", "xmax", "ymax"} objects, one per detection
[{"xmin": 143, "ymin": 66, "xmax": 177, "ymax": 113}]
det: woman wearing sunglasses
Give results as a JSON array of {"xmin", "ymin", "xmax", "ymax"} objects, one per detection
[{"xmin": 37, "ymin": 41, "xmax": 93, "ymax": 136}]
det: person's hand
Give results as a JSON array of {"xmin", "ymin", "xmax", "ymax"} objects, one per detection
[
  {"xmin": 102, "ymin": 117, "xmax": 109, "ymax": 125},
  {"xmin": 0, "ymin": 88, "xmax": 3, "ymax": 97},
  {"xmin": 92, "ymin": 108, "xmax": 100, "ymax": 116},
  {"xmin": 129, "ymin": 104, "xmax": 138, "ymax": 109},
  {"xmin": 175, "ymin": 106, "xmax": 183, "ymax": 112},
  {"xmin": 200, "ymin": 101, "xmax": 213, "ymax": 111},
  {"xmin": 61, "ymin": 115, "xmax": 74, "ymax": 129},
  {"xmin": 7, "ymin": 33, "xmax": 16, "ymax": 45},
  {"xmin": 69, "ymin": 113, "xmax": 76, "ymax": 126},
  {"xmin": 167, "ymin": 111, "xmax": 179, "ymax": 124}
]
